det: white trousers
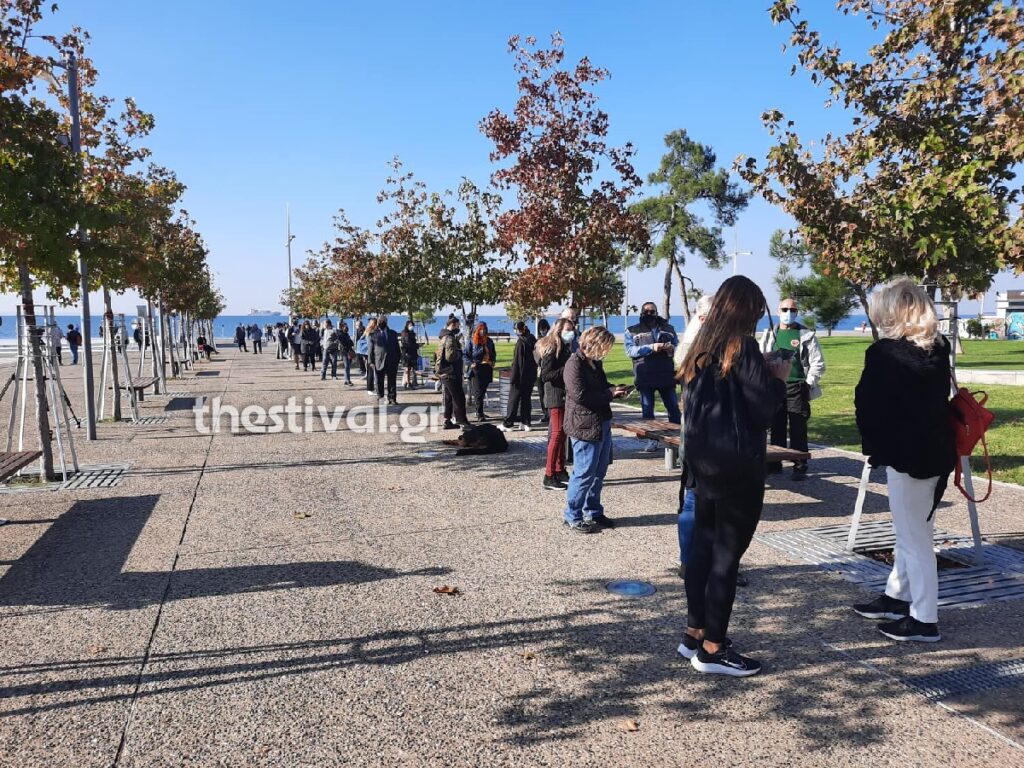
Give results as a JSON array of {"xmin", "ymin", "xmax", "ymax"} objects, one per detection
[{"xmin": 884, "ymin": 468, "xmax": 940, "ymax": 623}]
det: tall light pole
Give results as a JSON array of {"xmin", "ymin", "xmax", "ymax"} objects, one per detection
[
  {"xmin": 730, "ymin": 232, "xmax": 753, "ymax": 276},
  {"xmin": 67, "ymin": 54, "xmax": 96, "ymax": 440},
  {"xmin": 286, "ymin": 204, "xmax": 295, "ymax": 317}
]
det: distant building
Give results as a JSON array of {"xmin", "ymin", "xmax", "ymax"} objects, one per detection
[{"xmin": 995, "ymin": 290, "xmax": 1024, "ymax": 340}]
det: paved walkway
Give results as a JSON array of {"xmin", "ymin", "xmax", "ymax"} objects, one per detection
[{"xmin": 1, "ymin": 349, "xmax": 1022, "ymax": 767}]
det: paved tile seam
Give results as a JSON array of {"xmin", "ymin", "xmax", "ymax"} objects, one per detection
[
  {"xmin": 818, "ymin": 641, "xmax": 1024, "ymax": 753},
  {"xmin": 110, "ymin": 426, "xmax": 217, "ymax": 767}
]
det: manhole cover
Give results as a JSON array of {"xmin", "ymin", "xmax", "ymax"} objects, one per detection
[{"xmin": 606, "ymin": 580, "xmax": 656, "ymax": 598}]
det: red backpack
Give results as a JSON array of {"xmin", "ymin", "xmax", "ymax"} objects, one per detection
[{"xmin": 948, "ymin": 373, "xmax": 995, "ymax": 503}]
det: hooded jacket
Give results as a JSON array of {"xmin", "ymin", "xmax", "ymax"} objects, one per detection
[
  {"xmin": 510, "ymin": 331, "xmax": 538, "ymax": 388},
  {"xmin": 855, "ymin": 336, "xmax": 956, "ymax": 480}
]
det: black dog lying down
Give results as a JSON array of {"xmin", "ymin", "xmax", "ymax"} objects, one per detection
[{"xmin": 443, "ymin": 423, "xmax": 509, "ymax": 456}]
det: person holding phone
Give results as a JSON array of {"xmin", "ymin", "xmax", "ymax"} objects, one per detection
[
  {"xmin": 562, "ymin": 326, "xmax": 629, "ymax": 533},
  {"xmin": 677, "ymin": 276, "xmax": 789, "ymax": 676},
  {"xmin": 624, "ymin": 302, "xmax": 682, "ymax": 427}
]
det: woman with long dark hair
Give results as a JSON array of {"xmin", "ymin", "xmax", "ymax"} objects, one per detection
[{"xmin": 677, "ymin": 276, "xmax": 789, "ymax": 676}]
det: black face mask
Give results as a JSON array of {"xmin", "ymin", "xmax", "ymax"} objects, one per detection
[{"xmin": 641, "ymin": 311, "xmax": 658, "ymax": 323}]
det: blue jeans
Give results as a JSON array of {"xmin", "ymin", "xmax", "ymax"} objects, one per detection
[
  {"xmin": 639, "ymin": 385, "xmax": 681, "ymax": 423},
  {"xmin": 342, "ymin": 354, "xmax": 352, "ymax": 383},
  {"xmin": 564, "ymin": 420, "xmax": 613, "ymax": 523},
  {"xmin": 69, "ymin": 344, "xmax": 79, "ymax": 365},
  {"xmin": 678, "ymin": 488, "xmax": 696, "ymax": 564}
]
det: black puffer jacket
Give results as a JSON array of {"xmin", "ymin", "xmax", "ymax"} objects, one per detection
[
  {"xmin": 563, "ymin": 350, "xmax": 613, "ymax": 441},
  {"xmin": 682, "ymin": 337, "xmax": 786, "ymax": 499},
  {"xmin": 855, "ymin": 336, "xmax": 956, "ymax": 480},
  {"xmin": 538, "ymin": 344, "xmax": 572, "ymax": 409}
]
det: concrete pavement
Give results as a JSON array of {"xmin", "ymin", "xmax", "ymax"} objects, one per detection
[{"xmin": 1, "ymin": 347, "xmax": 1022, "ymax": 767}]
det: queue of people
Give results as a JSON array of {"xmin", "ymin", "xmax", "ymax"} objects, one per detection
[{"xmin": 263, "ymin": 280, "xmax": 955, "ymax": 671}]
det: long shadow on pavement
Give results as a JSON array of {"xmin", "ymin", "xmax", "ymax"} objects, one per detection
[{"xmin": 0, "ymin": 495, "xmax": 449, "ymax": 611}]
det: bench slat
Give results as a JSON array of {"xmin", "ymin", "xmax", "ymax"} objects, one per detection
[
  {"xmin": 612, "ymin": 417, "xmax": 811, "ymax": 462},
  {"xmin": 0, "ymin": 450, "xmax": 43, "ymax": 482}
]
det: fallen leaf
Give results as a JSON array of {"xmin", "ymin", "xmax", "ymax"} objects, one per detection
[
  {"xmin": 433, "ymin": 585, "xmax": 461, "ymax": 596},
  {"xmin": 386, "ymin": 486, "xmax": 404, "ymax": 492},
  {"xmin": 620, "ymin": 719, "xmax": 640, "ymax": 732},
  {"xmin": 87, "ymin": 644, "xmax": 106, "ymax": 656},
  {"xmin": 521, "ymin": 650, "xmax": 537, "ymax": 661},
  {"xmin": 255, "ymin": 745, "xmax": 272, "ymax": 756},
  {"xmin": 293, "ymin": 511, "xmax": 311, "ymax": 519}
]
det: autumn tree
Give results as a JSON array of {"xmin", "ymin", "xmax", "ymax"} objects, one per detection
[
  {"xmin": 375, "ymin": 158, "xmax": 441, "ymax": 319},
  {"xmin": 307, "ymin": 209, "xmax": 380, "ymax": 320},
  {"xmin": 632, "ymin": 130, "xmax": 748, "ymax": 322},
  {"xmin": 427, "ymin": 180, "xmax": 509, "ymax": 321},
  {"xmin": 740, "ymin": 0, "xmax": 1023, "ymax": 304},
  {"xmin": 0, "ymin": 1, "xmax": 90, "ymax": 476},
  {"xmin": 481, "ymin": 33, "xmax": 648, "ymax": 313}
]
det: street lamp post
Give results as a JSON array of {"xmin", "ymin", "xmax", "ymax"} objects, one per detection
[
  {"xmin": 67, "ymin": 54, "xmax": 97, "ymax": 440},
  {"xmin": 286, "ymin": 203, "xmax": 295, "ymax": 317}
]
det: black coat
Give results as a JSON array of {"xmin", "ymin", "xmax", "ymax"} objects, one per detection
[
  {"xmin": 682, "ymin": 337, "xmax": 786, "ymax": 499},
  {"xmin": 300, "ymin": 327, "xmax": 318, "ymax": 353},
  {"xmin": 538, "ymin": 344, "xmax": 571, "ymax": 410},
  {"xmin": 855, "ymin": 336, "xmax": 956, "ymax": 480},
  {"xmin": 510, "ymin": 332, "xmax": 538, "ymax": 388},
  {"xmin": 563, "ymin": 350, "xmax": 613, "ymax": 441}
]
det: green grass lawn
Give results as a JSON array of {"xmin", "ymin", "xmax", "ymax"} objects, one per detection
[{"xmin": 487, "ymin": 335, "xmax": 1024, "ymax": 486}]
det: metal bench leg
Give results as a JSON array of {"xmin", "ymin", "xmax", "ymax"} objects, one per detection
[
  {"xmin": 846, "ymin": 457, "xmax": 873, "ymax": 551},
  {"xmin": 137, "ymin": 390, "xmax": 144, "ymax": 402},
  {"xmin": 958, "ymin": 456, "xmax": 985, "ymax": 565},
  {"xmin": 664, "ymin": 446, "xmax": 678, "ymax": 471}
]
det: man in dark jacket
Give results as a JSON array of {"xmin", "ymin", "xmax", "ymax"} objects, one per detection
[
  {"xmin": 234, "ymin": 324, "xmax": 247, "ymax": 353},
  {"xmin": 436, "ymin": 317, "xmax": 469, "ymax": 429},
  {"xmin": 624, "ymin": 302, "xmax": 681, "ymax": 423},
  {"xmin": 371, "ymin": 316, "xmax": 401, "ymax": 404},
  {"xmin": 501, "ymin": 321, "xmax": 538, "ymax": 431}
]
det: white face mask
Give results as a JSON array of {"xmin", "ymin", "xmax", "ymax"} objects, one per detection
[{"xmin": 780, "ymin": 309, "xmax": 797, "ymax": 324}]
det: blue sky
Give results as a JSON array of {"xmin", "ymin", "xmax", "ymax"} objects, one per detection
[{"xmin": 5, "ymin": 0, "xmax": 1015, "ymax": 317}]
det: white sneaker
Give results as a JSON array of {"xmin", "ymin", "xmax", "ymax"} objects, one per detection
[
  {"xmin": 640, "ymin": 439, "xmax": 660, "ymax": 453},
  {"xmin": 497, "ymin": 424, "xmax": 514, "ymax": 432},
  {"xmin": 521, "ymin": 424, "xmax": 532, "ymax": 432}
]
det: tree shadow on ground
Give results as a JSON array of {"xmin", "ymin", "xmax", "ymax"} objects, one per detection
[
  {"xmin": 2, "ymin": 565, "xmax": 1021, "ymax": 751},
  {"xmin": 0, "ymin": 495, "xmax": 449, "ymax": 611}
]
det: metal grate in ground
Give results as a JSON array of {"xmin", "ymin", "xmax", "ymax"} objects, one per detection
[
  {"xmin": 133, "ymin": 416, "xmax": 169, "ymax": 426},
  {"xmin": 757, "ymin": 522, "xmax": 1024, "ymax": 609},
  {"xmin": 159, "ymin": 391, "xmax": 192, "ymax": 398},
  {"xmin": 904, "ymin": 658, "xmax": 1024, "ymax": 700},
  {"xmin": 60, "ymin": 463, "xmax": 131, "ymax": 490}
]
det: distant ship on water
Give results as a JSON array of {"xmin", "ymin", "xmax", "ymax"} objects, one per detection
[{"xmin": 247, "ymin": 309, "xmax": 280, "ymax": 316}]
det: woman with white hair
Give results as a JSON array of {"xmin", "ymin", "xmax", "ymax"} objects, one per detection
[{"xmin": 853, "ymin": 277, "xmax": 956, "ymax": 643}]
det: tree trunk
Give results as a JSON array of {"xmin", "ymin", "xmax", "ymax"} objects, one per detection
[
  {"xmin": 17, "ymin": 259, "xmax": 55, "ymax": 480},
  {"xmin": 851, "ymin": 283, "xmax": 879, "ymax": 340},
  {"xmin": 672, "ymin": 261, "xmax": 693, "ymax": 323},
  {"xmin": 662, "ymin": 259, "xmax": 673, "ymax": 320},
  {"xmin": 103, "ymin": 286, "xmax": 122, "ymax": 421}
]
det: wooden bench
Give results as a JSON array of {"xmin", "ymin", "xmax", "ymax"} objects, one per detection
[
  {"xmin": 612, "ymin": 415, "xmax": 812, "ymax": 470},
  {"xmin": 0, "ymin": 450, "xmax": 43, "ymax": 483},
  {"xmin": 124, "ymin": 376, "xmax": 159, "ymax": 401}
]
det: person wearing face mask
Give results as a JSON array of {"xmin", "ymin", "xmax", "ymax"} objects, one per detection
[
  {"xmin": 624, "ymin": 302, "xmax": 682, "ymax": 426},
  {"xmin": 758, "ymin": 297, "xmax": 826, "ymax": 480},
  {"xmin": 562, "ymin": 326, "xmax": 631, "ymax": 532},
  {"xmin": 501, "ymin": 321, "xmax": 538, "ymax": 432}
]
